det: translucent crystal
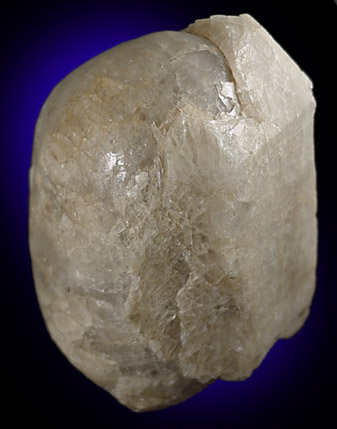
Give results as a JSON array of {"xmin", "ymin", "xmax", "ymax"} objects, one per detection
[{"xmin": 29, "ymin": 14, "xmax": 317, "ymax": 411}]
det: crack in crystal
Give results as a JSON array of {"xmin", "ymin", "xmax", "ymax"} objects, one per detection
[{"xmin": 30, "ymin": 15, "xmax": 317, "ymax": 411}]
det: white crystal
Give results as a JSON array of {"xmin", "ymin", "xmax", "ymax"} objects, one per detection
[{"xmin": 29, "ymin": 14, "xmax": 317, "ymax": 411}]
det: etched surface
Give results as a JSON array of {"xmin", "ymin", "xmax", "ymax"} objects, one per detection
[{"xmin": 29, "ymin": 14, "xmax": 317, "ymax": 411}]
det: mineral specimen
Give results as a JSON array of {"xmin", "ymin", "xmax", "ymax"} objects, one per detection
[{"xmin": 29, "ymin": 14, "xmax": 317, "ymax": 411}]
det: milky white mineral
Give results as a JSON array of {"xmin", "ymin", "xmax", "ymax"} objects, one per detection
[{"xmin": 29, "ymin": 14, "xmax": 317, "ymax": 411}]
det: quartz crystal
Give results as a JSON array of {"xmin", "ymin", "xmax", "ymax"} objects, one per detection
[{"xmin": 29, "ymin": 14, "xmax": 317, "ymax": 411}]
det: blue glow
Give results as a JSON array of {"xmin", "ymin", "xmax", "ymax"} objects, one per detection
[{"xmin": 3, "ymin": 3, "xmax": 333, "ymax": 426}]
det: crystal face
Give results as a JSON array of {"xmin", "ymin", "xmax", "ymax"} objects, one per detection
[{"xmin": 29, "ymin": 14, "xmax": 317, "ymax": 411}]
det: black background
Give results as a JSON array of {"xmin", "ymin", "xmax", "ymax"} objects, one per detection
[{"xmin": 2, "ymin": 1, "xmax": 336, "ymax": 428}]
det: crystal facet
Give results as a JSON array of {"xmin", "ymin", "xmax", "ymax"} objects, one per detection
[{"xmin": 29, "ymin": 14, "xmax": 317, "ymax": 411}]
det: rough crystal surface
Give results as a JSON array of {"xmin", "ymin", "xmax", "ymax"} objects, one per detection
[{"xmin": 29, "ymin": 14, "xmax": 317, "ymax": 411}]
